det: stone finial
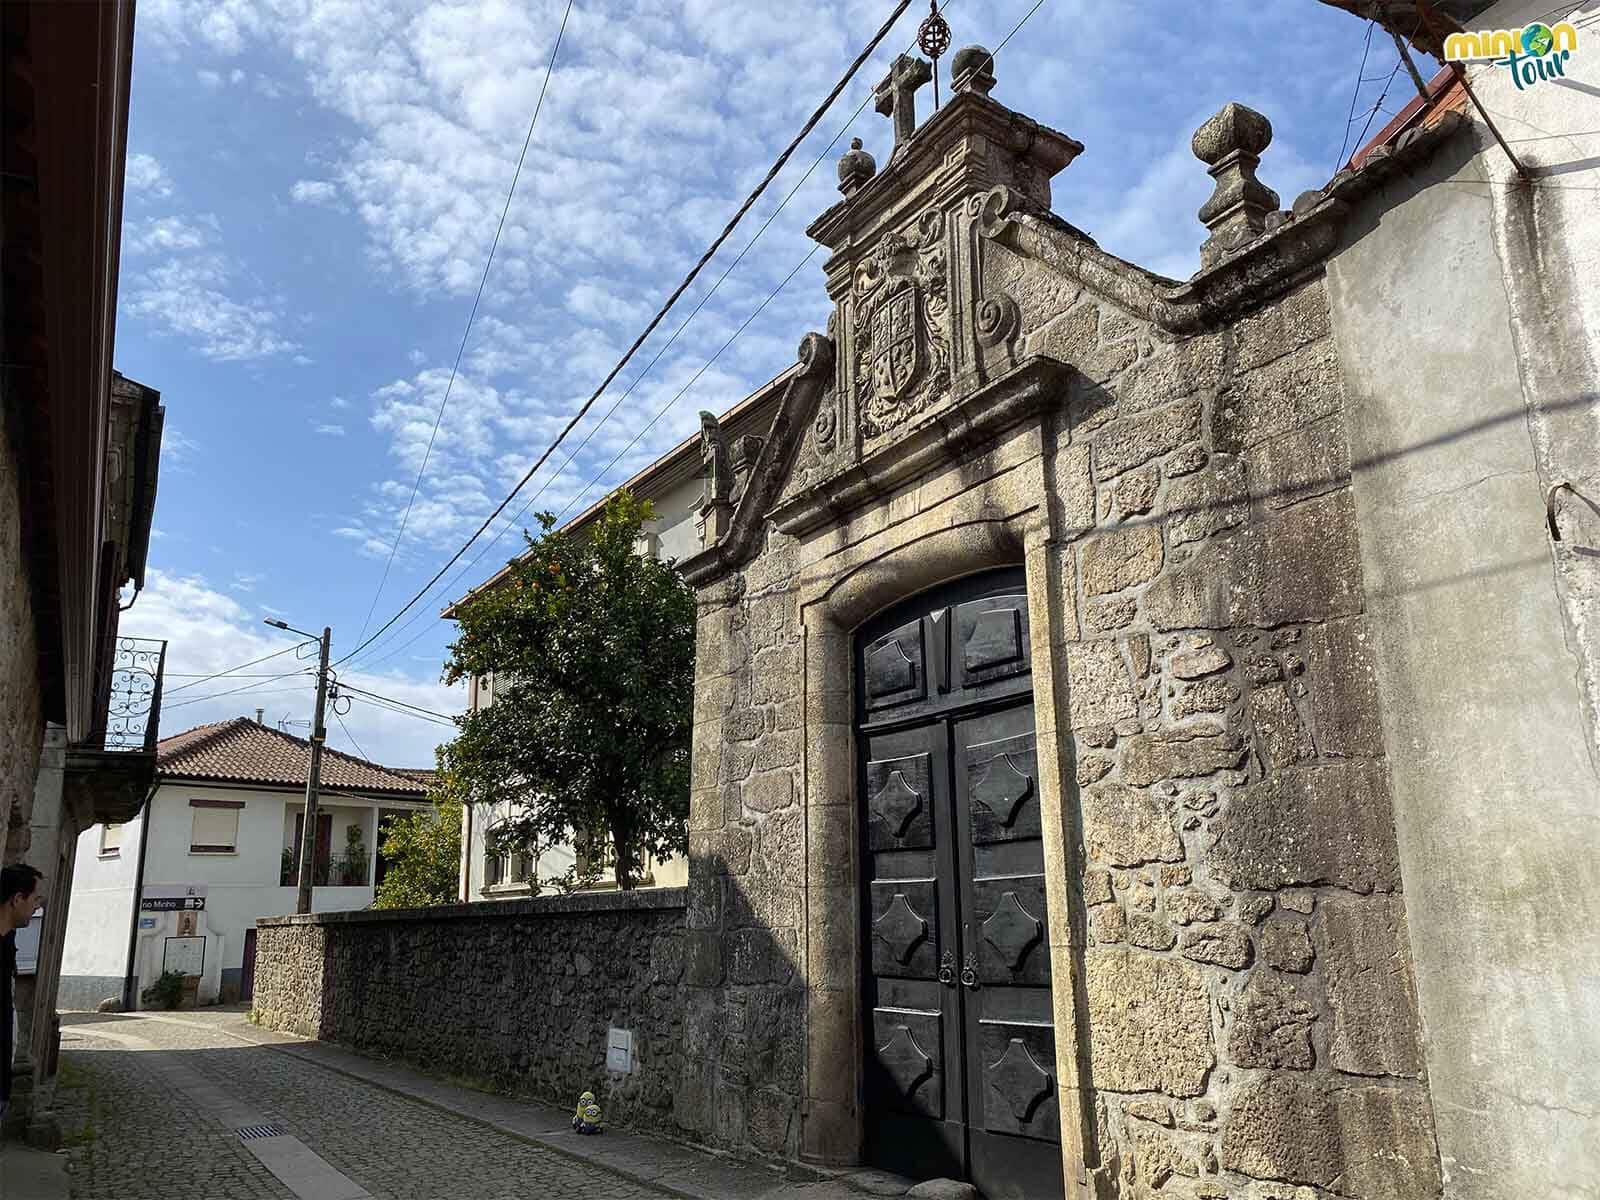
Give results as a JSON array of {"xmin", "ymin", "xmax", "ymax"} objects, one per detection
[
  {"xmin": 837, "ymin": 137, "xmax": 877, "ymax": 197},
  {"xmin": 1192, "ymin": 102, "xmax": 1281, "ymax": 268},
  {"xmin": 874, "ymin": 53, "xmax": 933, "ymax": 156},
  {"xmin": 951, "ymin": 44, "xmax": 996, "ymax": 96}
]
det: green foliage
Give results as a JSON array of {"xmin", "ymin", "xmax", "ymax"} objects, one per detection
[
  {"xmin": 442, "ymin": 490, "xmax": 694, "ymax": 889},
  {"xmin": 373, "ymin": 769, "xmax": 464, "ymax": 910},
  {"xmin": 140, "ymin": 970, "xmax": 185, "ymax": 1010}
]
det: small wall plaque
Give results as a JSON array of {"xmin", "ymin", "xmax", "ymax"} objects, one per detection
[{"xmin": 606, "ymin": 1027, "xmax": 634, "ymax": 1074}]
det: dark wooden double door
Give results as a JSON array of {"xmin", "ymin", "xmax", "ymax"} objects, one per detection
[{"xmin": 858, "ymin": 569, "xmax": 1064, "ymax": 1200}]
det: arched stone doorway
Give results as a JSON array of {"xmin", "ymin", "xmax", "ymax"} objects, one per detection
[{"xmin": 855, "ymin": 565, "xmax": 1064, "ymax": 1199}]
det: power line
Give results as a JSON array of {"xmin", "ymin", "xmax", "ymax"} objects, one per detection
[
  {"xmin": 346, "ymin": 0, "xmax": 994, "ymax": 673},
  {"xmin": 334, "ymin": 0, "xmax": 920, "ymax": 670},
  {"xmin": 1350, "ymin": 60, "xmax": 1405, "ymax": 156},
  {"xmin": 352, "ymin": 695, "xmax": 457, "ymax": 729},
  {"xmin": 1336, "ymin": 22, "xmax": 1378, "ymax": 174},
  {"xmin": 335, "ymin": 681, "xmax": 459, "ymax": 724},
  {"xmin": 164, "ymin": 672, "xmax": 298, "ymax": 679},
  {"xmin": 352, "ymin": 0, "xmax": 575, "ymax": 649},
  {"xmin": 163, "ymin": 642, "xmax": 308, "ymax": 695},
  {"xmin": 163, "ymin": 670, "xmax": 314, "ymax": 711},
  {"xmin": 552, "ymin": 0, "xmax": 1052, "ymax": 528},
  {"xmin": 333, "ymin": 708, "xmax": 372, "ymax": 762}
]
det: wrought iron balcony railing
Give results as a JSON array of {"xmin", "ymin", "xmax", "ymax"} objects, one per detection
[{"xmin": 96, "ymin": 635, "xmax": 168, "ymax": 753}]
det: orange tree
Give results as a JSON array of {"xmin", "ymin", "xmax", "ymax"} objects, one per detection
[{"xmin": 441, "ymin": 490, "xmax": 694, "ymax": 889}]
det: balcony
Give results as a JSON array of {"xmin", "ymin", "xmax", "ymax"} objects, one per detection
[
  {"xmin": 65, "ymin": 636, "xmax": 168, "ymax": 827},
  {"xmin": 280, "ymin": 851, "xmax": 370, "ymax": 889}
]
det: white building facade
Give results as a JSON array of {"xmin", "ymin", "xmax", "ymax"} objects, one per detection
[
  {"xmin": 450, "ymin": 373, "xmax": 787, "ymax": 903},
  {"xmin": 59, "ymin": 717, "xmax": 430, "ymax": 1008}
]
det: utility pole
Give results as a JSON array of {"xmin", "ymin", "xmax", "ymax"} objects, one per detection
[
  {"xmin": 297, "ymin": 626, "xmax": 331, "ymax": 914},
  {"xmin": 265, "ymin": 618, "xmax": 332, "ymax": 915}
]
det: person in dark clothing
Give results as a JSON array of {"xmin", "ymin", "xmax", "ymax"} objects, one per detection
[{"xmin": 1, "ymin": 863, "xmax": 44, "ymax": 1124}]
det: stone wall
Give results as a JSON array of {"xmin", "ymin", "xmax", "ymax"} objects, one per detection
[
  {"xmin": 993, "ymin": 267, "xmax": 1439, "ymax": 1199},
  {"xmin": 252, "ymin": 889, "xmax": 688, "ymax": 1133},
  {"xmin": 0, "ymin": 392, "xmax": 44, "ymax": 861}
]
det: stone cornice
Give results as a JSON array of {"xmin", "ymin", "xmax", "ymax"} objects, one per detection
[
  {"xmin": 978, "ymin": 110, "xmax": 1470, "ymax": 334},
  {"xmin": 807, "ymin": 90, "xmax": 1081, "ymax": 257},
  {"xmin": 680, "ymin": 333, "xmax": 836, "ymax": 588},
  {"xmin": 767, "ymin": 354, "xmax": 1073, "ymax": 540}
]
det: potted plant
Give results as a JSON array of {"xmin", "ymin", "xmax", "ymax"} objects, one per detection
[{"xmin": 342, "ymin": 823, "xmax": 366, "ymax": 886}]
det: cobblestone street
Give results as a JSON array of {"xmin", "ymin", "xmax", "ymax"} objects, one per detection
[{"xmin": 49, "ymin": 1010, "xmax": 855, "ymax": 1200}]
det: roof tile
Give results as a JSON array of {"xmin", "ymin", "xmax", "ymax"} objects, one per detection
[{"xmin": 157, "ymin": 717, "xmax": 431, "ymax": 796}]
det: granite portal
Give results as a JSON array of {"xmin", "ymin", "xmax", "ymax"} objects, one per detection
[{"xmin": 253, "ymin": 27, "xmax": 1600, "ymax": 1200}]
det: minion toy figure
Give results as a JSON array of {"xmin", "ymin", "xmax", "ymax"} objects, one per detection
[{"xmin": 572, "ymin": 1090, "xmax": 605, "ymax": 1134}]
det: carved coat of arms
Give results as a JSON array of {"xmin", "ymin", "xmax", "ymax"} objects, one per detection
[{"xmin": 853, "ymin": 213, "xmax": 951, "ymax": 440}]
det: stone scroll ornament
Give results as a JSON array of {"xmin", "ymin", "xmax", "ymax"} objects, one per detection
[{"xmin": 853, "ymin": 210, "xmax": 952, "ymax": 440}]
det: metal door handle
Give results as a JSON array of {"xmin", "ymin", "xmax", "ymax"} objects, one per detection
[
  {"xmin": 938, "ymin": 949, "xmax": 955, "ymax": 986},
  {"xmin": 960, "ymin": 950, "xmax": 978, "ymax": 989}
]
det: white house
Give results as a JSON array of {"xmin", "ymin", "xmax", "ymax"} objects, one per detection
[
  {"xmin": 58, "ymin": 716, "xmax": 431, "ymax": 1008},
  {"xmin": 446, "ymin": 372, "xmax": 790, "ymax": 902}
]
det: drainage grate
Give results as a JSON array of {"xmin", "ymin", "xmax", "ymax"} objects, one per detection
[{"xmin": 237, "ymin": 1124, "xmax": 287, "ymax": 1141}]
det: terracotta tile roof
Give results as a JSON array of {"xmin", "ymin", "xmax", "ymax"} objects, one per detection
[
  {"xmin": 157, "ymin": 718, "xmax": 430, "ymax": 796},
  {"xmin": 1348, "ymin": 64, "xmax": 1469, "ymax": 172}
]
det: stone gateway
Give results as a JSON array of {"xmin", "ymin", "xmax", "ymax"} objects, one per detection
[
  {"xmin": 251, "ymin": 26, "xmax": 1600, "ymax": 1200},
  {"xmin": 671, "ymin": 49, "xmax": 1444, "ymax": 1200}
]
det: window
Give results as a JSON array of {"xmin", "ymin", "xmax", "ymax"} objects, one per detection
[
  {"xmin": 99, "ymin": 823, "xmax": 124, "ymax": 857},
  {"xmin": 484, "ymin": 819, "xmax": 534, "ymax": 890},
  {"xmin": 189, "ymin": 799, "xmax": 243, "ymax": 853}
]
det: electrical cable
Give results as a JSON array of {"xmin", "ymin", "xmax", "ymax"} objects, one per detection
[
  {"xmin": 162, "ymin": 671, "xmax": 314, "ymax": 711},
  {"xmin": 352, "ymin": 0, "xmax": 575, "ymax": 649},
  {"xmin": 1336, "ymin": 22, "xmax": 1378, "ymax": 174},
  {"xmin": 333, "ymin": 708, "xmax": 373, "ymax": 762},
  {"xmin": 333, "ymin": 682, "xmax": 459, "ymax": 723},
  {"xmin": 345, "ymin": 0, "xmax": 1005, "ymax": 673},
  {"xmin": 163, "ymin": 642, "xmax": 309, "ymax": 695},
  {"xmin": 334, "ymin": 0, "xmax": 920, "ymax": 670},
  {"xmin": 550, "ymin": 0, "xmax": 1051, "ymax": 528},
  {"xmin": 353, "ymin": 694, "xmax": 458, "ymax": 729}
]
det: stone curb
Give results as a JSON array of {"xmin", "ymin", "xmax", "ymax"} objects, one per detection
[
  {"xmin": 211, "ymin": 1016, "xmax": 823, "ymax": 1200},
  {"xmin": 0, "ymin": 1142, "xmax": 71, "ymax": 1200}
]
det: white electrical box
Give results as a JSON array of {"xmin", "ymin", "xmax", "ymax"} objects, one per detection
[{"xmin": 606, "ymin": 1027, "xmax": 634, "ymax": 1074}]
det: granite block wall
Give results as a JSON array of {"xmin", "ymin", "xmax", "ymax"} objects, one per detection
[{"xmin": 252, "ymin": 889, "xmax": 687, "ymax": 1134}]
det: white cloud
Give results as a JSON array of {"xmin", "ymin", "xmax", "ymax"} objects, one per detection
[
  {"xmin": 330, "ymin": 396, "xmax": 350, "ymax": 409},
  {"xmin": 161, "ymin": 427, "xmax": 200, "ymax": 464},
  {"xmin": 289, "ymin": 179, "xmax": 340, "ymax": 205},
  {"xmin": 124, "ymin": 214, "xmax": 214, "ymax": 256},
  {"xmin": 127, "ymin": 257, "xmax": 299, "ymax": 361},
  {"xmin": 120, "ymin": 568, "xmax": 461, "ymax": 768},
  {"xmin": 125, "ymin": 153, "xmax": 174, "ymax": 199},
  {"xmin": 313, "ymin": 422, "xmax": 346, "ymax": 436},
  {"xmin": 197, "ymin": 68, "xmax": 224, "ymax": 89}
]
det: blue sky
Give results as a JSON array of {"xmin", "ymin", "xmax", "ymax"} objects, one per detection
[{"xmin": 117, "ymin": 0, "xmax": 1424, "ymax": 768}]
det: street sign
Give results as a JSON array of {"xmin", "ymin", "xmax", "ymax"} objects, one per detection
[
  {"xmin": 141, "ymin": 884, "xmax": 206, "ymax": 912},
  {"xmin": 140, "ymin": 897, "xmax": 205, "ymax": 911}
]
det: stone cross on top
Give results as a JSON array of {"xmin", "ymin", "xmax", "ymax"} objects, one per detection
[{"xmin": 874, "ymin": 53, "xmax": 932, "ymax": 155}]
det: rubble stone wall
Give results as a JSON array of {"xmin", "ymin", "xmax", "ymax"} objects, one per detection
[
  {"xmin": 252, "ymin": 889, "xmax": 687, "ymax": 1134},
  {"xmin": 683, "ymin": 244, "xmax": 1443, "ymax": 1197},
  {"xmin": 0, "ymin": 399, "xmax": 44, "ymax": 861}
]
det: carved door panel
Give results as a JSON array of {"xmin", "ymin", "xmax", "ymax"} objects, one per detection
[{"xmin": 858, "ymin": 569, "xmax": 1063, "ymax": 1200}]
